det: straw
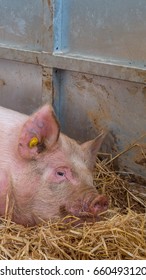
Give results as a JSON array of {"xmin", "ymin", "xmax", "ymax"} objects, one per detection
[{"xmin": 0, "ymin": 143, "xmax": 146, "ymax": 260}]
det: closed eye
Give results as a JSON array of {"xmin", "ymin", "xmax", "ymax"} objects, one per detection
[{"xmin": 57, "ymin": 171, "xmax": 65, "ymax": 177}]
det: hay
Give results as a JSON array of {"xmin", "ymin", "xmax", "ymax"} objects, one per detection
[{"xmin": 0, "ymin": 152, "xmax": 146, "ymax": 260}]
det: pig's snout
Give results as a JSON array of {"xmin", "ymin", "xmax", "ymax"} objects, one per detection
[
  {"xmin": 66, "ymin": 192, "xmax": 108, "ymax": 220},
  {"xmin": 88, "ymin": 194, "xmax": 108, "ymax": 216}
]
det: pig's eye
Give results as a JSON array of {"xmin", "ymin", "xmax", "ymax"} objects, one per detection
[{"xmin": 57, "ymin": 171, "xmax": 65, "ymax": 177}]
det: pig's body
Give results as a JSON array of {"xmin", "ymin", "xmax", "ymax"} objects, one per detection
[{"xmin": 0, "ymin": 105, "xmax": 108, "ymax": 226}]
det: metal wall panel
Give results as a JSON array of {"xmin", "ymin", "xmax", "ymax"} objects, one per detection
[
  {"xmin": 0, "ymin": 0, "xmax": 52, "ymax": 52},
  {"xmin": 54, "ymin": 69, "xmax": 146, "ymax": 179},
  {"xmin": 57, "ymin": 0, "xmax": 146, "ymax": 68},
  {"xmin": 0, "ymin": 59, "xmax": 42, "ymax": 114},
  {"xmin": 0, "ymin": 0, "xmax": 145, "ymax": 179}
]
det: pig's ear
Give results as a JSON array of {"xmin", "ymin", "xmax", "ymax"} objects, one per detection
[
  {"xmin": 81, "ymin": 131, "xmax": 106, "ymax": 170},
  {"xmin": 18, "ymin": 104, "xmax": 60, "ymax": 159}
]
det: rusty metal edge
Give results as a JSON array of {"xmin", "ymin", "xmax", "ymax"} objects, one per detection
[{"xmin": 0, "ymin": 46, "xmax": 146, "ymax": 84}]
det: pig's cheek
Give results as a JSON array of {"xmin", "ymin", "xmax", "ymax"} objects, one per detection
[{"xmin": 67, "ymin": 176, "xmax": 78, "ymax": 186}]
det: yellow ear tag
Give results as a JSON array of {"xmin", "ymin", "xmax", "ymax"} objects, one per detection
[{"xmin": 29, "ymin": 137, "xmax": 39, "ymax": 148}]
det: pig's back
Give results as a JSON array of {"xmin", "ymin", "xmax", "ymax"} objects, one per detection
[
  {"xmin": 0, "ymin": 106, "xmax": 28, "ymax": 162},
  {"xmin": 0, "ymin": 106, "xmax": 27, "ymax": 128}
]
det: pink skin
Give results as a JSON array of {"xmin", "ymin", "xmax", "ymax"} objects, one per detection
[{"xmin": 0, "ymin": 105, "xmax": 108, "ymax": 226}]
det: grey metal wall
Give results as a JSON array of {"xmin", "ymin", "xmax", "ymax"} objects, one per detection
[{"xmin": 0, "ymin": 0, "xmax": 146, "ymax": 178}]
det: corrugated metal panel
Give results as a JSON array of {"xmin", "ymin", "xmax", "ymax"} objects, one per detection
[{"xmin": 0, "ymin": 0, "xmax": 145, "ymax": 179}]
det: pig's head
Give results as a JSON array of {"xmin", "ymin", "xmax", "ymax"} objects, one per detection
[{"xmin": 15, "ymin": 104, "xmax": 108, "ymax": 226}]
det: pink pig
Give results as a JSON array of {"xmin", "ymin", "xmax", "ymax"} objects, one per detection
[{"xmin": 0, "ymin": 104, "xmax": 108, "ymax": 226}]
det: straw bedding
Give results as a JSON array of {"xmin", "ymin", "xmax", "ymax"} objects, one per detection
[{"xmin": 0, "ymin": 155, "xmax": 146, "ymax": 260}]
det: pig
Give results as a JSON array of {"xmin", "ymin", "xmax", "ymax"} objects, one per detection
[{"xmin": 0, "ymin": 104, "xmax": 108, "ymax": 226}]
